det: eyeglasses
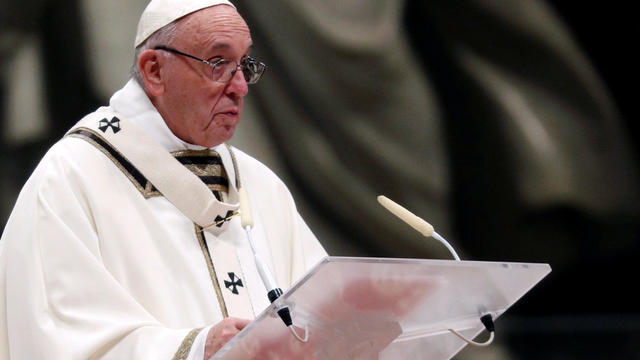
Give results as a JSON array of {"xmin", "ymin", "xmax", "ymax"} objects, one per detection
[{"xmin": 154, "ymin": 45, "xmax": 266, "ymax": 84}]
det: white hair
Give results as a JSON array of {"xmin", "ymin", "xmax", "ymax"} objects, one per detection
[{"xmin": 130, "ymin": 21, "xmax": 179, "ymax": 86}]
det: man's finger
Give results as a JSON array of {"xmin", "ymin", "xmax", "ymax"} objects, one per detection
[{"xmin": 232, "ymin": 317, "xmax": 251, "ymax": 330}]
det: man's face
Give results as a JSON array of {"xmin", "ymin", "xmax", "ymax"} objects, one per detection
[{"xmin": 155, "ymin": 5, "xmax": 252, "ymax": 147}]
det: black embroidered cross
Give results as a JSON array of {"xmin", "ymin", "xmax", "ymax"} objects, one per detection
[
  {"xmin": 214, "ymin": 210, "xmax": 235, "ymax": 228},
  {"xmin": 98, "ymin": 117, "xmax": 121, "ymax": 134},
  {"xmin": 224, "ymin": 272, "xmax": 243, "ymax": 295}
]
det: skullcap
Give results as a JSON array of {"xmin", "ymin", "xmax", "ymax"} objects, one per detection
[{"xmin": 135, "ymin": 0, "xmax": 235, "ymax": 47}]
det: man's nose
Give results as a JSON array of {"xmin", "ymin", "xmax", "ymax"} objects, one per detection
[{"xmin": 226, "ymin": 68, "xmax": 249, "ymax": 97}]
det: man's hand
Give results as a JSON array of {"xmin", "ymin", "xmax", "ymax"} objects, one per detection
[{"xmin": 203, "ymin": 317, "xmax": 251, "ymax": 359}]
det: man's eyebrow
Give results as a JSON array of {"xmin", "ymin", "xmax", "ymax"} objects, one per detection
[{"xmin": 210, "ymin": 43, "xmax": 231, "ymax": 51}]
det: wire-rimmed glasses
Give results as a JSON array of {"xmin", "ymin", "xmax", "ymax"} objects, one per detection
[{"xmin": 154, "ymin": 45, "xmax": 266, "ymax": 84}]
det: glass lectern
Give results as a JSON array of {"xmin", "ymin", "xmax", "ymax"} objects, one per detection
[{"xmin": 212, "ymin": 256, "xmax": 551, "ymax": 360}]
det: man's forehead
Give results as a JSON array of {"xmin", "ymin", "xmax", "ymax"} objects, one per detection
[
  {"xmin": 185, "ymin": 5, "xmax": 250, "ymax": 33},
  {"xmin": 177, "ymin": 7, "xmax": 252, "ymax": 51}
]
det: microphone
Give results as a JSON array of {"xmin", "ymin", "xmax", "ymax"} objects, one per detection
[
  {"xmin": 377, "ymin": 195, "xmax": 461, "ymax": 261},
  {"xmin": 378, "ymin": 196, "xmax": 501, "ymax": 346},
  {"xmin": 239, "ymin": 187, "xmax": 293, "ymax": 327}
]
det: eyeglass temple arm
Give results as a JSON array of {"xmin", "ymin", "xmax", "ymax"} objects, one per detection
[{"xmin": 154, "ymin": 46, "xmax": 215, "ymax": 66}]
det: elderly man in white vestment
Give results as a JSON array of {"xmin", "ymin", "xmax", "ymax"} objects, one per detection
[{"xmin": 0, "ymin": 0, "xmax": 327, "ymax": 359}]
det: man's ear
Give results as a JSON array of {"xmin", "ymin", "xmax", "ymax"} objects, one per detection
[{"xmin": 138, "ymin": 49, "xmax": 165, "ymax": 96}]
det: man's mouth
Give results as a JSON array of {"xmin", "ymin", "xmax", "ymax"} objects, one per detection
[{"xmin": 218, "ymin": 109, "xmax": 239, "ymax": 117}]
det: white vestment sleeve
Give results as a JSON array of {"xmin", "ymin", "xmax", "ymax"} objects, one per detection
[
  {"xmin": 290, "ymin": 213, "xmax": 328, "ymax": 283},
  {"xmin": 187, "ymin": 325, "xmax": 213, "ymax": 360},
  {"xmin": 261, "ymin": 168, "xmax": 327, "ymax": 288},
  {"xmin": 0, "ymin": 148, "xmax": 197, "ymax": 359}
]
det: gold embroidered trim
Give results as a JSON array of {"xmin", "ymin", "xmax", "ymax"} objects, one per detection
[
  {"xmin": 170, "ymin": 149, "xmax": 222, "ymax": 158},
  {"xmin": 195, "ymin": 224, "xmax": 229, "ymax": 318},
  {"xmin": 225, "ymin": 143, "xmax": 241, "ymax": 189},
  {"xmin": 184, "ymin": 164, "xmax": 225, "ymax": 177},
  {"xmin": 171, "ymin": 327, "xmax": 204, "ymax": 360}
]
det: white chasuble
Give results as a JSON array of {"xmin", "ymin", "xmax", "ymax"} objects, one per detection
[{"xmin": 0, "ymin": 79, "xmax": 327, "ymax": 360}]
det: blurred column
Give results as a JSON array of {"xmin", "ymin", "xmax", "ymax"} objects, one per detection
[{"xmin": 0, "ymin": 0, "xmax": 101, "ymax": 227}]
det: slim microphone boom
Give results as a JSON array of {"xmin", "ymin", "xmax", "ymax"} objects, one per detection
[
  {"xmin": 239, "ymin": 187, "xmax": 293, "ymax": 327},
  {"xmin": 377, "ymin": 195, "xmax": 461, "ymax": 261}
]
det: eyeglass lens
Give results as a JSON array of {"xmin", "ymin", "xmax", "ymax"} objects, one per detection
[{"xmin": 213, "ymin": 58, "xmax": 264, "ymax": 84}]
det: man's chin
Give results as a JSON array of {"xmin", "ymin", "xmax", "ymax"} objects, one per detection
[{"xmin": 198, "ymin": 127, "xmax": 236, "ymax": 148}]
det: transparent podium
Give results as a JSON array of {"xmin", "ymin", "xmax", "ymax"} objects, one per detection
[{"xmin": 212, "ymin": 256, "xmax": 551, "ymax": 359}]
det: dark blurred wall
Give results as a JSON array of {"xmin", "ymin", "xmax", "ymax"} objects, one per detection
[
  {"xmin": 404, "ymin": 1, "xmax": 639, "ymax": 359},
  {"xmin": 1, "ymin": 0, "xmax": 101, "ymax": 218},
  {"xmin": 549, "ymin": 1, "xmax": 639, "ymax": 162},
  {"xmin": 1, "ymin": 1, "xmax": 638, "ymax": 359}
]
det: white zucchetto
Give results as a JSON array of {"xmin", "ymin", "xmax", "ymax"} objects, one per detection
[{"xmin": 135, "ymin": 0, "xmax": 235, "ymax": 47}]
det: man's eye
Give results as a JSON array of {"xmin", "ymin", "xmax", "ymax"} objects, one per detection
[{"xmin": 214, "ymin": 59, "xmax": 232, "ymax": 68}]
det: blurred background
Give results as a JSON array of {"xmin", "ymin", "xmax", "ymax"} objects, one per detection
[{"xmin": 1, "ymin": 0, "xmax": 638, "ymax": 358}]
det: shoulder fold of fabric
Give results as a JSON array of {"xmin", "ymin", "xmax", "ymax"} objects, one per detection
[{"xmin": 65, "ymin": 109, "xmax": 238, "ymax": 236}]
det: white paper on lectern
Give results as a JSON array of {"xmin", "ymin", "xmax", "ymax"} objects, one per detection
[{"xmin": 212, "ymin": 256, "xmax": 551, "ymax": 360}]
